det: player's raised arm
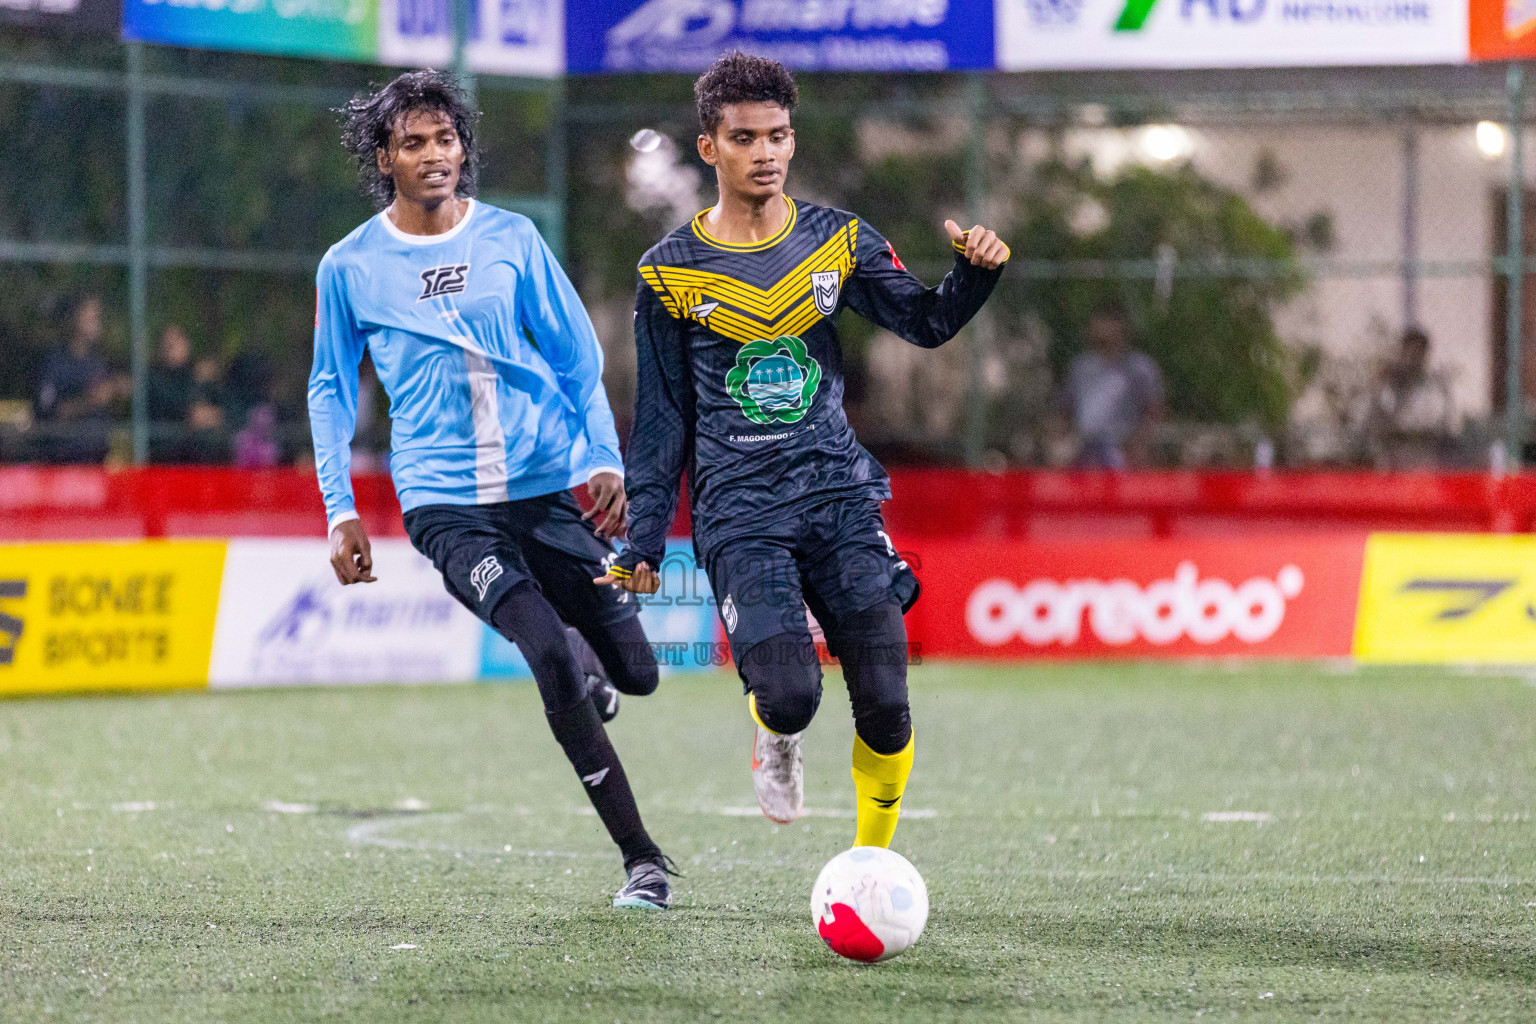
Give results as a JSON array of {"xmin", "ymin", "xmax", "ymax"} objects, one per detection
[
  {"xmin": 595, "ymin": 282, "xmax": 695, "ymax": 595},
  {"xmin": 308, "ymin": 258, "xmax": 374, "ymax": 584},
  {"xmin": 841, "ymin": 218, "xmax": 1010, "ymax": 349},
  {"xmin": 515, "ymin": 224, "xmax": 629, "ymax": 537}
]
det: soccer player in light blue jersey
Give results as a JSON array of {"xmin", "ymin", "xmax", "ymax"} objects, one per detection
[{"xmin": 308, "ymin": 71, "xmax": 673, "ymax": 909}]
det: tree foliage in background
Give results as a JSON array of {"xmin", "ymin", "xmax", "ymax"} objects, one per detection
[
  {"xmin": 0, "ymin": 39, "xmax": 1306, "ymax": 458},
  {"xmin": 1012, "ymin": 155, "xmax": 1304, "ymax": 431}
]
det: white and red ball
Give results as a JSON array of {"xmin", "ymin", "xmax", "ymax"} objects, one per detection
[{"xmin": 811, "ymin": 846, "xmax": 928, "ymax": 962}]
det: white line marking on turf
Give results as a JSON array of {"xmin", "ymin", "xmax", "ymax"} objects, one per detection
[
  {"xmin": 111, "ymin": 801, "xmax": 157, "ymax": 812},
  {"xmin": 716, "ymin": 806, "xmax": 937, "ymax": 819},
  {"xmin": 343, "ymin": 813, "xmax": 609, "ymax": 860},
  {"xmin": 262, "ymin": 801, "xmax": 317, "ymax": 814},
  {"xmin": 390, "ymin": 944, "xmax": 418, "ymax": 950},
  {"xmin": 1201, "ymin": 811, "xmax": 1276, "ymax": 824}
]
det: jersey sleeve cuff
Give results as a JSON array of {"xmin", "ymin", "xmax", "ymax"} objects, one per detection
[
  {"xmin": 327, "ymin": 509, "xmax": 360, "ymax": 535},
  {"xmin": 588, "ymin": 465, "xmax": 625, "ymax": 481}
]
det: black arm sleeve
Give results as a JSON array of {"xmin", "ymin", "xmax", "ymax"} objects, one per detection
[
  {"xmin": 840, "ymin": 222, "xmax": 1006, "ymax": 349},
  {"xmin": 618, "ymin": 281, "xmax": 695, "ymax": 573}
]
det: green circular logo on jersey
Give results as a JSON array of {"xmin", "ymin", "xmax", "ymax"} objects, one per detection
[{"xmin": 725, "ymin": 335, "xmax": 822, "ymax": 425}]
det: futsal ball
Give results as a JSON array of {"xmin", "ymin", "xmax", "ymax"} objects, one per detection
[{"xmin": 811, "ymin": 846, "xmax": 929, "ymax": 962}]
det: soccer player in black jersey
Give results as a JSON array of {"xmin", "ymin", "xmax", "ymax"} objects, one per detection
[{"xmin": 598, "ymin": 52, "xmax": 1009, "ymax": 849}]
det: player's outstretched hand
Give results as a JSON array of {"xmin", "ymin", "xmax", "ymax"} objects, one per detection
[
  {"xmin": 945, "ymin": 219, "xmax": 1010, "ymax": 270},
  {"xmin": 583, "ymin": 471, "xmax": 628, "ymax": 539},
  {"xmin": 330, "ymin": 519, "xmax": 376, "ymax": 585},
  {"xmin": 594, "ymin": 561, "xmax": 660, "ymax": 595}
]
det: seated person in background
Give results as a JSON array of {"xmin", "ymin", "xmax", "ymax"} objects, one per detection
[
  {"xmin": 181, "ymin": 358, "xmax": 228, "ymax": 465},
  {"xmin": 34, "ymin": 293, "xmax": 119, "ymax": 464},
  {"xmin": 146, "ymin": 324, "xmax": 194, "ymax": 460},
  {"xmin": 1061, "ymin": 303, "xmax": 1165, "ymax": 469},
  {"xmin": 1371, "ymin": 327, "xmax": 1454, "ymax": 471},
  {"xmin": 233, "ymin": 404, "xmax": 280, "ymax": 468}
]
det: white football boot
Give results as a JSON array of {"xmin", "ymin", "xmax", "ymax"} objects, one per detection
[{"xmin": 751, "ymin": 725, "xmax": 804, "ymax": 824}]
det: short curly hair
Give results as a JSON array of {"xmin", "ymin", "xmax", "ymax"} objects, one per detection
[
  {"xmin": 694, "ymin": 50, "xmax": 798, "ymax": 136},
  {"xmin": 338, "ymin": 70, "xmax": 480, "ymax": 209}
]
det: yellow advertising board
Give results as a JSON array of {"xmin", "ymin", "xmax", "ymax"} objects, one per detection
[
  {"xmin": 0, "ymin": 541, "xmax": 224, "ymax": 695},
  {"xmin": 1354, "ymin": 533, "xmax": 1536, "ymax": 664}
]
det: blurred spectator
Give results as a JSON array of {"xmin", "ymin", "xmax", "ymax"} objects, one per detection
[
  {"xmin": 181, "ymin": 360, "xmax": 228, "ymax": 465},
  {"xmin": 234, "ymin": 405, "xmax": 280, "ymax": 468},
  {"xmin": 146, "ymin": 325, "xmax": 195, "ymax": 425},
  {"xmin": 34, "ymin": 293, "xmax": 117, "ymax": 463},
  {"xmin": 1371, "ymin": 327, "xmax": 1455, "ymax": 470},
  {"xmin": 224, "ymin": 349, "xmax": 274, "ymax": 427},
  {"xmin": 1061, "ymin": 305, "xmax": 1165, "ymax": 469}
]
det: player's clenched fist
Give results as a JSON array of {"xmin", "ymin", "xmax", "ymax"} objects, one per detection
[
  {"xmin": 330, "ymin": 519, "xmax": 376, "ymax": 585},
  {"xmin": 594, "ymin": 560, "xmax": 659, "ymax": 595},
  {"xmin": 945, "ymin": 219, "xmax": 1011, "ymax": 271}
]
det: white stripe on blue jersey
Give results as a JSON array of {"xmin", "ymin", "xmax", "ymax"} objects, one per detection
[{"xmin": 308, "ymin": 200, "xmax": 623, "ymax": 530}]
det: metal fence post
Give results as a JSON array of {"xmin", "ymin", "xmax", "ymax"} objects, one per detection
[
  {"xmin": 1507, "ymin": 62, "xmax": 1526, "ymax": 471},
  {"xmin": 1401, "ymin": 119, "xmax": 1419, "ymax": 329},
  {"xmin": 453, "ymin": 0, "xmax": 476, "ymax": 107},
  {"xmin": 126, "ymin": 41, "xmax": 149, "ymax": 465},
  {"xmin": 962, "ymin": 73, "xmax": 990, "ymax": 469},
  {"xmin": 544, "ymin": 75, "xmax": 567, "ymax": 262}
]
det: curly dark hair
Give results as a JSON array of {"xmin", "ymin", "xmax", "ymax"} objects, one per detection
[
  {"xmin": 338, "ymin": 70, "xmax": 480, "ymax": 209},
  {"xmin": 694, "ymin": 50, "xmax": 798, "ymax": 136}
]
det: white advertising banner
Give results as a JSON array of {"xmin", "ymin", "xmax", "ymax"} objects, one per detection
[
  {"xmin": 379, "ymin": 0, "xmax": 563, "ymax": 76},
  {"xmin": 209, "ymin": 539, "xmax": 482, "ymax": 688},
  {"xmin": 996, "ymin": 0, "xmax": 1468, "ymax": 70}
]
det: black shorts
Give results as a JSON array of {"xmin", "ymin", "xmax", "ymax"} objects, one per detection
[
  {"xmin": 403, "ymin": 492, "xmax": 637, "ymax": 630},
  {"xmin": 701, "ymin": 497, "xmax": 919, "ymax": 666}
]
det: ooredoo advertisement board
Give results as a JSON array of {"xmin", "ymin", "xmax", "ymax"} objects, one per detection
[{"xmin": 904, "ymin": 535, "xmax": 1367, "ymax": 659}]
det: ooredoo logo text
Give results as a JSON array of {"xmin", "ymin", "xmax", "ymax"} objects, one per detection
[{"xmin": 966, "ymin": 562, "xmax": 1305, "ymax": 647}]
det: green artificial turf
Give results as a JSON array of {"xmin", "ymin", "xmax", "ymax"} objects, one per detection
[{"xmin": 2, "ymin": 663, "xmax": 1535, "ymax": 1022}]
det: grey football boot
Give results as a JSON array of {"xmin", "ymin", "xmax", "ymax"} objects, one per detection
[{"xmin": 751, "ymin": 723, "xmax": 804, "ymax": 824}]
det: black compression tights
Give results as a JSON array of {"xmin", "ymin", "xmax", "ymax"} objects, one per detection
[{"xmin": 490, "ymin": 581, "xmax": 660, "ymax": 867}]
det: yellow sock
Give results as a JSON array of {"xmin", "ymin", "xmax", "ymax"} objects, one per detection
[
  {"xmin": 851, "ymin": 731, "xmax": 914, "ymax": 848},
  {"xmin": 748, "ymin": 693, "xmax": 777, "ymax": 733}
]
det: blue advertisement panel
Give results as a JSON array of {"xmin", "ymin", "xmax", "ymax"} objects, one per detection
[
  {"xmin": 567, "ymin": 0, "xmax": 996, "ymax": 74},
  {"xmin": 122, "ymin": 0, "xmax": 379, "ymax": 61},
  {"xmin": 480, "ymin": 541, "xmax": 720, "ymax": 679}
]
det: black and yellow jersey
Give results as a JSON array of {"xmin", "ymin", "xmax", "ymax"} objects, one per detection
[{"xmin": 618, "ymin": 195, "xmax": 1006, "ymax": 569}]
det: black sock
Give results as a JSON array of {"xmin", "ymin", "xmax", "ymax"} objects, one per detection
[
  {"xmin": 491, "ymin": 583, "xmax": 661, "ymax": 868},
  {"xmin": 545, "ymin": 700, "xmax": 662, "ymax": 868}
]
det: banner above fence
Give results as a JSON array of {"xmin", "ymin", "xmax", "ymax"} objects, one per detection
[
  {"xmin": 378, "ymin": 0, "xmax": 564, "ymax": 76},
  {"xmin": 122, "ymin": 0, "xmax": 380, "ymax": 61},
  {"xmin": 997, "ymin": 0, "xmax": 1469, "ymax": 69},
  {"xmin": 122, "ymin": 0, "xmax": 563, "ymax": 72},
  {"xmin": 109, "ymin": 0, "xmax": 1518, "ymax": 74},
  {"xmin": 566, "ymin": 0, "xmax": 997, "ymax": 73},
  {"xmin": 1, "ymin": 0, "xmax": 119, "ymax": 36}
]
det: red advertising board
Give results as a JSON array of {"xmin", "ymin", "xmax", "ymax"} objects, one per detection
[
  {"xmin": 1470, "ymin": 0, "xmax": 1536, "ymax": 60},
  {"xmin": 900, "ymin": 535, "xmax": 1366, "ymax": 660}
]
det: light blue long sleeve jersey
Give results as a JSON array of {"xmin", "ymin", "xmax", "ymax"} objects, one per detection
[{"xmin": 308, "ymin": 200, "xmax": 623, "ymax": 533}]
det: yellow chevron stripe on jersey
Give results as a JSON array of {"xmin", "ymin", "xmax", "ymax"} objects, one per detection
[
  {"xmin": 639, "ymin": 220, "xmax": 859, "ymax": 343},
  {"xmin": 650, "ymin": 221, "xmax": 857, "ymax": 316},
  {"xmin": 651, "ymin": 242, "xmax": 849, "ymax": 318}
]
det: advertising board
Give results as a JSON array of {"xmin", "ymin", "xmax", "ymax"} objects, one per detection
[
  {"xmin": 122, "ymin": 0, "xmax": 379, "ymax": 61},
  {"xmin": 209, "ymin": 539, "xmax": 482, "ymax": 687},
  {"xmin": 1354, "ymin": 533, "xmax": 1536, "ymax": 664},
  {"xmin": 378, "ymin": 0, "xmax": 564, "ymax": 75},
  {"xmin": 905, "ymin": 535, "xmax": 1367, "ymax": 660},
  {"xmin": 0, "ymin": 0, "xmax": 119, "ymax": 35},
  {"xmin": 567, "ymin": 0, "xmax": 996, "ymax": 73},
  {"xmin": 0, "ymin": 540, "xmax": 225, "ymax": 695},
  {"xmin": 996, "ymin": 0, "xmax": 1468, "ymax": 69}
]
